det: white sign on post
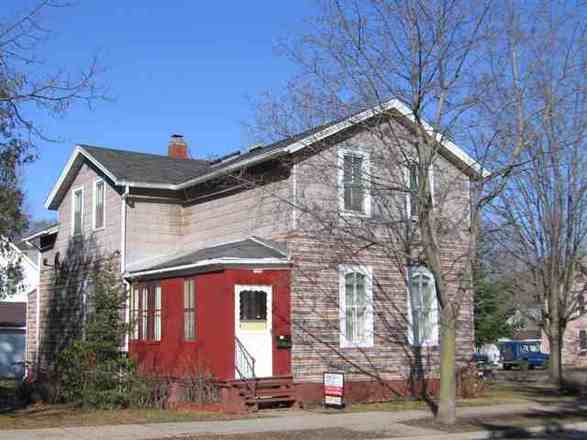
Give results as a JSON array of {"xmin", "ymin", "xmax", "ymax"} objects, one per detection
[{"xmin": 323, "ymin": 372, "xmax": 344, "ymax": 407}]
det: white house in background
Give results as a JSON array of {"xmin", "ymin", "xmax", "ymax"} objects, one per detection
[{"xmin": 0, "ymin": 239, "xmax": 39, "ymax": 378}]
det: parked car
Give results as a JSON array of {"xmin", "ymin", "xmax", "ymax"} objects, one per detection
[{"xmin": 498, "ymin": 340, "xmax": 549, "ymax": 370}]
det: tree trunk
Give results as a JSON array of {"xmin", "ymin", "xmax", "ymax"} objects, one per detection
[
  {"xmin": 548, "ymin": 327, "xmax": 563, "ymax": 387},
  {"xmin": 437, "ymin": 311, "xmax": 457, "ymax": 424}
]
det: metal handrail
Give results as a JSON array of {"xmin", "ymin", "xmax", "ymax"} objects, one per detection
[
  {"xmin": 235, "ymin": 336, "xmax": 256, "ymax": 397},
  {"xmin": 235, "ymin": 336, "xmax": 256, "ymax": 378}
]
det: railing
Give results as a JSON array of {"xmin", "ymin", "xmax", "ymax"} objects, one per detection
[{"xmin": 235, "ymin": 336, "xmax": 256, "ymax": 379}]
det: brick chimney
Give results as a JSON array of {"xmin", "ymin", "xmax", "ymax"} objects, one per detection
[{"xmin": 168, "ymin": 134, "xmax": 189, "ymax": 159}]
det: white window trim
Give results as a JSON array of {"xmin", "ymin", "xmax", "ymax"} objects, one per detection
[
  {"xmin": 71, "ymin": 186, "xmax": 84, "ymax": 237},
  {"xmin": 406, "ymin": 266, "xmax": 439, "ymax": 347},
  {"xmin": 337, "ymin": 148, "xmax": 371, "ymax": 217},
  {"xmin": 92, "ymin": 179, "xmax": 106, "ymax": 230},
  {"xmin": 404, "ymin": 162, "xmax": 434, "ymax": 219},
  {"xmin": 578, "ymin": 329, "xmax": 587, "ymax": 352},
  {"xmin": 339, "ymin": 264, "xmax": 374, "ymax": 348}
]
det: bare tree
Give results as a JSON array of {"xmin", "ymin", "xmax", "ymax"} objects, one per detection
[
  {"xmin": 488, "ymin": 0, "xmax": 587, "ymax": 386},
  {"xmin": 0, "ymin": 1, "xmax": 102, "ymax": 296},
  {"xmin": 244, "ymin": 0, "xmax": 524, "ymax": 425}
]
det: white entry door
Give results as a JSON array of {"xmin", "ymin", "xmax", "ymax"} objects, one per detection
[{"xmin": 235, "ymin": 285, "xmax": 273, "ymax": 378}]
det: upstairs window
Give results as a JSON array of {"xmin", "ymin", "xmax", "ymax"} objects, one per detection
[
  {"xmin": 130, "ymin": 284, "xmax": 162, "ymax": 342},
  {"xmin": 578, "ymin": 294, "xmax": 585, "ymax": 316},
  {"xmin": 580, "ymin": 330, "xmax": 587, "ymax": 351},
  {"xmin": 93, "ymin": 179, "xmax": 105, "ymax": 230},
  {"xmin": 404, "ymin": 162, "xmax": 434, "ymax": 218},
  {"xmin": 338, "ymin": 149, "xmax": 370, "ymax": 216},
  {"xmin": 184, "ymin": 279, "xmax": 196, "ymax": 340},
  {"xmin": 72, "ymin": 187, "xmax": 84, "ymax": 236},
  {"xmin": 408, "ymin": 266, "xmax": 439, "ymax": 347},
  {"xmin": 339, "ymin": 265, "xmax": 373, "ymax": 348}
]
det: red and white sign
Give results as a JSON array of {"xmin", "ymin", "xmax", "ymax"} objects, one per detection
[{"xmin": 323, "ymin": 372, "xmax": 344, "ymax": 407}]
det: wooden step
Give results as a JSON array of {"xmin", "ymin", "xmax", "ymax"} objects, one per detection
[
  {"xmin": 254, "ymin": 388, "xmax": 295, "ymax": 398},
  {"xmin": 246, "ymin": 396, "xmax": 296, "ymax": 405}
]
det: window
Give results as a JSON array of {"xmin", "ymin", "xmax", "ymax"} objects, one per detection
[
  {"xmin": 338, "ymin": 148, "xmax": 370, "ymax": 215},
  {"xmin": 408, "ymin": 266, "xmax": 439, "ymax": 346},
  {"xmin": 239, "ymin": 290, "xmax": 267, "ymax": 321},
  {"xmin": 93, "ymin": 180, "xmax": 105, "ymax": 229},
  {"xmin": 406, "ymin": 162, "xmax": 419, "ymax": 218},
  {"xmin": 339, "ymin": 265, "xmax": 373, "ymax": 348},
  {"xmin": 578, "ymin": 294, "xmax": 585, "ymax": 316},
  {"xmin": 404, "ymin": 162, "xmax": 434, "ymax": 218},
  {"xmin": 130, "ymin": 284, "xmax": 162, "ymax": 341},
  {"xmin": 72, "ymin": 187, "xmax": 84, "ymax": 236},
  {"xmin": 580, "ymin": 330, "xmax": 587, "ymax": 351},
  {"xmin": 184, "ymin": 279, "xmax": 196, "ymax": 340}
]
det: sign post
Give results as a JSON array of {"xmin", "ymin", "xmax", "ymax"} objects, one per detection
[{"xmin": 323, "ymin": 372, "xmax": 344, "ymax": 408}]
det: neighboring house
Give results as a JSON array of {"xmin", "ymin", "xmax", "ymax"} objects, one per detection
[
  {"xmin": 25, "ymin": 99, "xmax": 482, "ymax": 406},
  {"xmin": 0, "ymin": 239, "xmax": 39, "ymax": 378}
]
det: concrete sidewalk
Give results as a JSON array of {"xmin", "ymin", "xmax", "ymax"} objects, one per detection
[{"xmin": 0, "ymin": 402, "xmax": 582, "ymax": 440}]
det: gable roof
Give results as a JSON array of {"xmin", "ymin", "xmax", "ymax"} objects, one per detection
[
  {"xmin": 126, "ymin": 237, "xmax": 289, "ymax": 280},
  {"xmin": 45, "ymin": 98, "xmax": 486, "ymax": 210}
]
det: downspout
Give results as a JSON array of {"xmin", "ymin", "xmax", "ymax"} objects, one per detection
[
  {"xmin": 121, "ymin": 185, "xmax": 129, "ymax": 352},
  {"xmin": 35, "ymin": 250, "xmax": 41, "ymax": 370}
]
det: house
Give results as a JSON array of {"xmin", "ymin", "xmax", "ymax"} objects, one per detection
[
  {"xmin": 25, "ymin": 99, "xmax": 482, "ymax": 408},
  {"xmin": 0, "ymin": 239, "xmax": 39, "ymax": 378}
]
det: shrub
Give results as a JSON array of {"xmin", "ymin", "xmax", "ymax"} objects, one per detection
[{"xmin": 457, "ymin": 362, "xmax": 488, "ymax": 398}]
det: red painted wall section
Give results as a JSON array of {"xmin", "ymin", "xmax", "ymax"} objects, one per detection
[{"xmin": 129, "ymin": 268, "xmax": 291, "ymax": 379}]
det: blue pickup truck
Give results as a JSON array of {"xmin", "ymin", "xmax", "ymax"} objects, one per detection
[{"xmin": 499, "ymin": 340, "xmax": 549, "ymax": 370}]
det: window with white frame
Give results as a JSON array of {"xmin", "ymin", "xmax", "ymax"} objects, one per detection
[
  {"xmin": 184, "ymin": 279, "xmax": 196, "ymax": 340},
  {"xmin": 130, "ymin": 284, "xmax": 162, "ymax": 342},
  {"xmin": 407, "ymin": 266, "xmax": 439, "ymax": 346},
  {"xmin": 339, "ymin": 265, "xmax": 373, "ymax": 348},
  {"xmin": 72, "ymin": 187, "xmax": 84, "ymax": 236},
  {"xmin": 580, "ymin": 330, "xmax": 587, "ymax": 351},
  {"xmin": 338, "ymin": 148, "xmax": 370, "ymax": 215},
  {"xmin": 93, "ymin": 179, "xmax": 105, "ymax": 230},
  {"xmin": 404, "ymin": 162, "xmax": 434, "ymax": 218}
]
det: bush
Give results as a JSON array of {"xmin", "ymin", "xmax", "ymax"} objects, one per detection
[{"xmin": 457, "ymin": 362, "xmax": 488, "ymax": 398}]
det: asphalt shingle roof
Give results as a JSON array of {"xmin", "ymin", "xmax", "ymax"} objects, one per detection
[
  {"xmin": 80, "ymin": 145, "xmax": 211, "ymax": 185},
  {"xmin": 130, "ymin": 237, "xmax": 288, "ymax": 274}
]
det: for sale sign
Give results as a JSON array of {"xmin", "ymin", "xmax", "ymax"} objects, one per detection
[{"xmin": 323, "ymin": 372, "xmax": 344, "ymax": 408}]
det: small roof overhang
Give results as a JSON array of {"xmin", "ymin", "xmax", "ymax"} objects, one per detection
[{"xmin": 125, "ymin": 237, "xmax": 290, "ymax": 281}]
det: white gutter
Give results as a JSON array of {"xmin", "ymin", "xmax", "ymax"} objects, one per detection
[
  {"xmin": 22, "ymin": 225, "xmax": 59, "ymax": 243},
  {"xmin": 126, "ymin": 257, "xmax": 290, "ymax": 279}
]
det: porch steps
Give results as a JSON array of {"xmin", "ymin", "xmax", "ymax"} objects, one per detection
[{"xmin": 225, "ymin": 375, "xmax": 296, "ymax": 412}]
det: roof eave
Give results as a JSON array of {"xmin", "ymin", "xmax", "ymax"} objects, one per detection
[{"xmin": 125, "ymin": 257, "xmax": 291, "ymax": 280}]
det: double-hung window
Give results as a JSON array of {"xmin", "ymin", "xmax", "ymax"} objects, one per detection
[
  {"xmin": 72, "ymin": 187, "xmax": 84, "ymax": 236},
  {"xmin": 407, "ymin": 266, "xmax": 439, "ymax": 346},
  {"xmin": 580, "ymin": 330, "xmax": 587, "ymax": 351},
  {"xmin": 184, "ymin": 279, "xmax": 196, "ymax": 340},
  {"xmin": 338, "ymin": 148, "xmax": 370, "ymax": 216},
  {"xmin": 130, "ymin": 284, "xmax": 162, "ymax": 342},
  {"xmin": 404, "ymin": 162, "xmax": 434, "ymax": 218},
  {"xmin": 93, "ymin": 179, "xmax": 105, "ymax": 230},
  {"xmin": 339, "ymin": 265, "xmax": 373, "ymax": 348}
]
